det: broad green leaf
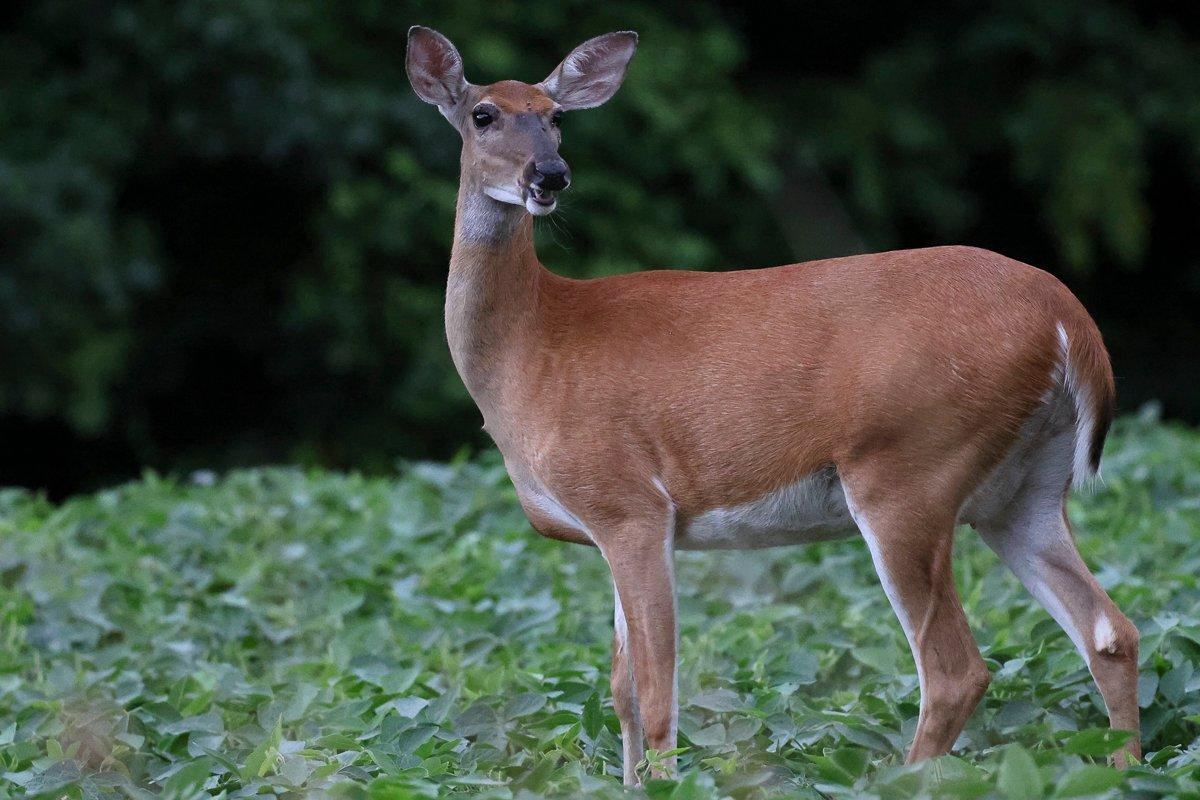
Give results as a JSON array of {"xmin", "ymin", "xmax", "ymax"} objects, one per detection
[
  {"xmin": 581, "ymin": 691, "xmax": 603, "ymax": 740},
  {"xmin": 1053, "ymin": 765, "xmax": 1124, "ymax": 797},
  {"xmin": 998, "ymin": 744, "xmax": 1043, "ymax": 800},
  {"xmin": 503, "ymin": 692, "xmax": 547, "ymax": 719},
  {"xmin": 163, "ymin": 758, "xmax": 215, "ymax": 794},
  {"xmin": 688, "ymin": 689, "xmax": 742, "ymax": 712},
  {"xmin": 239, "ymin": 717, "xmax": 283, "ymax": 781},
  {"xmin": 687, "ymin": 723, "xmax": 726, "ymax": 747},
  {"xmin": 1062, "ymin": 728, "xmax": 1133, "ymax": 757}
]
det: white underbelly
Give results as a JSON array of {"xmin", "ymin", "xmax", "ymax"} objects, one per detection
[
  {"xmin": 508, "ymin": 391, "xmax": 1072, "ymax": 551},
  {"xmin": 510, "ymin": 456, "xmax": 859, "ymax": 551},
  {"xmin": 678, "ymin": 467, "xmax": 857, "ymax": 550}
]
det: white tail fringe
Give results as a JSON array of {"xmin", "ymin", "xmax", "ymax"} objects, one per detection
[{"xmin": 1056, "ymin": 322, "xmax": 1099, "ymax": 489}]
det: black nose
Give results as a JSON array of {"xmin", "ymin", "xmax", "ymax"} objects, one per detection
[{"xmin": 532, "ymin": 160, "xmax": 571, "ymax": 192}]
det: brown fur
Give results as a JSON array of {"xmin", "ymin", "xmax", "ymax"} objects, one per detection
[
  {"xmin": 456, "ymin": 229, "xmax": 1108, "ymax": 524},
  {"xmin": 408, "ymin": 27, "xmax": 1135, "ymax": 780},
  {"xmin": 483, "ymin": 80, "xmax": 557, "ymax": 114},
  {"xmin": 445, "ymin": 207, "xmax": 1133, "ymax": 773}
]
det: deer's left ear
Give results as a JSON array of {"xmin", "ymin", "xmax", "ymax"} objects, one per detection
[{"xmin": 539, "ymin": 31, "xmax": 638, "ymax": 111}]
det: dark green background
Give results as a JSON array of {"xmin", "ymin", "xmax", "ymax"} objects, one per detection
[{"xmin": 2, "ymin": 0, "xmax": 1197, "ymax": 495}]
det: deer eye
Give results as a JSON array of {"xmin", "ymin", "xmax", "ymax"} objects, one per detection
[
  {"xmin": 472, "ymin": 107, "xmax": 495, "ymax": 128},
  {"xmin": 550, "ymin": 110, "xmax": 564, "ymax": 128}
]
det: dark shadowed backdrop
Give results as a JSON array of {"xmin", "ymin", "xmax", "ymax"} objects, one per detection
[{"xmin": 2, "ymin": 0, "xmax": 1197, "ymax": 496}]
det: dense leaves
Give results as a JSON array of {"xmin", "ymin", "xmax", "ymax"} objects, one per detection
[{"xmin": 0, "ymin": 409, "xmax": 1199, "ymax": 797}]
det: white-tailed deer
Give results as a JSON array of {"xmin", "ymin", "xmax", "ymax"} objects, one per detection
[{"xmin": 407, "ymin": 26, "xmax": 1139, "ymax": 783}]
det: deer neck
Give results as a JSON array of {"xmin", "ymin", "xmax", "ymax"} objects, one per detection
[{"xmin": 446, "ymin": 180, "xmax": 544, "ymax": 413}]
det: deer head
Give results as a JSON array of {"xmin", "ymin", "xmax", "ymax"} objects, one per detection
[{"xmin": 406, "ymin": 26, "xmax": 638, "ymax": 216}]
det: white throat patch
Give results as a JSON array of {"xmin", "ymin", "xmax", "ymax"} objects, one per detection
[
  {"xmin": 457, "ymin": 190, "xmax": 523, "ymax": 242},
  {"xmin": 482, "ymin": 185, "xmax": 524, "ymax": 206}
]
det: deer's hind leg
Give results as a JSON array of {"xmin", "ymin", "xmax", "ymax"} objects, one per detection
[
  {"xmin": 841, "ymin": 472, "xmax": 991, "ymax": 762},
  {"xmin": 976, "ymin": 479, "xmax": 1140, "ymax": 763}
]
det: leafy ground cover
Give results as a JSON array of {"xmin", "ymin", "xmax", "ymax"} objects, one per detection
[{"xmin": 1, "ymin": 409, "xmax": 1200, "ymax": 799}]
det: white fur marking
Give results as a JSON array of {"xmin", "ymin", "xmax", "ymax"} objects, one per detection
[
  {"xmin": 960, "ymin": 375, "xmax": 1076, "ymax": 528},
  {"xmin": 1094, "ymin": 614, "xmax": 1118, "ymax": 654},
  {"xmin": 482, "ymin": 185, "xmax": 525, "ymax": 206},
  {"xmin": 1056, "ymin": 322, "xmax": 1098, "ymax": 488},
  {"xmin": 526, "ymin": 484, "xmax": 592, "ymax": 540},
  {"xmin": 564, "ymin": 51, "xmax": 585, "ymax": 77},
  {"xmin": 651, "ymin": 476, "xmax": 670, "ymax": 500},
  {"xmin": 844, "ymin": 488, "xmax": 924, "ymax": 697},
  {"xmin": 457, "ymin": 190, "xmax": 523, "ymax": 243},
  {"xmin": 612, "ymin": 584, "xmax": 642, "ymax": 784},
  {"xmin": 1026, "ymin": 571, "xmax": 1087, "ymax": 653},
  {"xmin": 660, "ymin": 472, "xmax": 680, "ymax": 748},
  {"xmin": 682, "ymin": 469, "xmax": 854, "ymax": 549},
  {"xmin": 524, "ymin": 195, "xmax": 556, "ymax": 216},
  {"xmin": 614, "ymin": 585, "xmax": 628, "ymax": 648},
  {"xmin": 979, "ymin": 506, "xmax": 1093, "ymax": 662},
  {"xmin": 664, "ymin": 531, "xmax": 678, "ymax": 748}
]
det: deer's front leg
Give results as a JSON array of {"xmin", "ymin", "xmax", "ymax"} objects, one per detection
[
  {"xmin": 601, "ymin": 521, "xmax": 677, "ymax": 781},
  {"xmin": 611, "ymin": 586, "xmax": 643, "ymax": 784}
]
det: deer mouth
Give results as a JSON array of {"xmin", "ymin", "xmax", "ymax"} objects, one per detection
[{"xmin": 525, "ymin": 184, "xmax": 558, "ymax": 215}]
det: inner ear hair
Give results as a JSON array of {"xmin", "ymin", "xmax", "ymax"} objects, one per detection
[
  {"xmin": 540, "ymin": 31, "xmax": 638, "ymax": 111},
  {"xmin": 406, "ymin": 26, "xmax": 468, "ymax": 110}
]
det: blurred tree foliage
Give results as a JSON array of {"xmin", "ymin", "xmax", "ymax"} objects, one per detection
[
  {"xmin": 1, "ymin": 0, "xmax": 1198, "ymax": 492},
  {"xmin": 778, "ymin": 1, "xmax": 1200, "ymax": 269}
]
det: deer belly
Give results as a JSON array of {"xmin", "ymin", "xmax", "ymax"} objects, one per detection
[{"xmin": 678, "ymin": 469, "xmax": 857, "ymax": 550}]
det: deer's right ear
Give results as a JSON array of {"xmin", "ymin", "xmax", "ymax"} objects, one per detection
[{"xmin": 406, "ymin": 26, "xmax": 468, "ymax": 112}]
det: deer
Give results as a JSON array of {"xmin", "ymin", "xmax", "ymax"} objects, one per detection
[{"xmin": 405, "ymin": 26, "xmax": 1140, "ymax": 784}]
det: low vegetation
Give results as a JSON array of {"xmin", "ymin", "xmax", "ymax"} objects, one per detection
[{"xmin": 2, "ymin": 409, "xmax": 1199, "ymax": 798}]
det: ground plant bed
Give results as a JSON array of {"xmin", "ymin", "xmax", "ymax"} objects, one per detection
[{"xmin": 1, "ymin": 409, "xmax": 1199, "ymax": 798}]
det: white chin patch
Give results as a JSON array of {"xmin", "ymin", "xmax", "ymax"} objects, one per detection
[
  {"xmin": 482, "ymin": 185, "xmax": 555, "ymax": 216},
  {"xmin": 525, "ymin": 196, "xmax": 556, "ymax": 216},
  {"xmin": 482, "ymin": 185, "xmax": 525, "ymax": 206}
]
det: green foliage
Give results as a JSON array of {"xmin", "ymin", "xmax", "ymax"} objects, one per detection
[
  {"xmin": 0, "ymin": 411, "xmax": 1199, "ymax": 797},
  {"xmin": 789, "ymin": 1, "xmax": 1200, "ymax": 270}
]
